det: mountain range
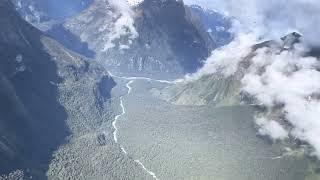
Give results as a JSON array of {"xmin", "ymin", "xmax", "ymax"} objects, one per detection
[
  {"xmin": 0, "ymin": 0, "xmax": 232, "ymax": 178},
  {"xmin": 2, "ymin": 0, "xmax": 316, "ymax": 179}
]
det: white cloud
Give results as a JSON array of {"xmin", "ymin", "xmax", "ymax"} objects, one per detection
[
  {"xmin": 184, "ymin": 33, "xmax": 257, "ymax": 81},
  {"xmin": 229, "ymin": 44, "xmax": 320, "ymax": 157},
  {"xmin": 286, "ymin": 100, "xmax": 320, "ymax": 157},
  {"xmin": 256, "ymin": 117, "xmax": 288, "ymax": 140},
  {"xmin": 242, "ymin": 49, "xmax": 320, "ymax": 106},
  {"xmin": 233, "ymin": 45, "xmax": 320, "ymax": 157},
  {"xmin": 102, "ymin": 0, "xmax": 138, "ymax": 51},
  {"xmin": 126, "ymin": 0, "xmax": 144, "ymax": 6}
]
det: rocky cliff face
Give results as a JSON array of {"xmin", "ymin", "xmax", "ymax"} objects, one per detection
[
  {"xmin": 63, "ymin": 0, "xmax": 230, "ymax": 78},
  {"xmin": 0, "ymin": 0, "xmax": 115, "ymax": 178}
]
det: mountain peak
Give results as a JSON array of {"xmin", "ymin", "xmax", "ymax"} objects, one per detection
[{"xmin": 281, "ymin": 32, "xmax": 302, "ymax": 49}]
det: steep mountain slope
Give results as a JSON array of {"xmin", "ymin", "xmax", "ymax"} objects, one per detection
[
  {"xmin": 12, "ymin": 0, "xmax": 93, "ymax": 30},
  {"xmin": 189, "ymin": 5, "xmax": 232, "ymax": 47},
  {"xmin": 156, "ymin": 74, "xmax": 242, "ymax": 106},
  {"xmin": 63, "ymin": 0, "xmax": 230, "ymax": 78},
  {"xmin": 0, "ymin": 1, "xmax": 116, "ymax": 178},
  {"xmin": 45, "ymin": 24, "xmax": 96, "ymax": 58},
  {"xmin": 0, "ymin": 1, "xmax": 68, "ymax": 177}
]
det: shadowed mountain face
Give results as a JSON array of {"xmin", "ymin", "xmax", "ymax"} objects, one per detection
[
  {"xmin": 46, "ymin": 24, "xmax": 96, "ymax": 58},
  {"xmin": 137, "ymin": 0, "xmax": 214, "ymax": 73},
  {"xmin": 0, "ymin": 1, "xmax": 115, "ymax": 178},
  {"xmin": 0, "ymin": 0, "xmax": 69, "ymax": 177},
  {"xmin": 64, "ymin": 0, "xmax": 230, "ymax": 78},
  {"xmin": 188, "ymin": 5, "xmax": 233, "ymax": 47}
]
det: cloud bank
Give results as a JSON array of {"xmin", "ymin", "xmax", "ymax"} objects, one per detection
[
  {"xmin": 242, "ymin": 47, "xmax": 320, "ymax": 156},
  {"xmin": 185, "ymin": 33, "xmax": 257, "ymax": 80},
  {"xmin": 185, "ymin": 0, "xmax": 320, "ymax": 158}
]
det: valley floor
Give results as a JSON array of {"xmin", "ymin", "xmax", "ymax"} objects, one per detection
[
  {"xmin": 112, "ymin": 79, "xmax": 311, "ymax": 180},
  {"xmin": 47, "ymin": 74, "xmax": 315, "ymax": 180}
]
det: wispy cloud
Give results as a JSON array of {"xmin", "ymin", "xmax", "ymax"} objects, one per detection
[
  {"xmin": 102, "ymin": 0, "xmax": 138, "ymax": 51},
  {"xmin": 256, "ymin": 117, "xmax": 288, "ymax": 140}
]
